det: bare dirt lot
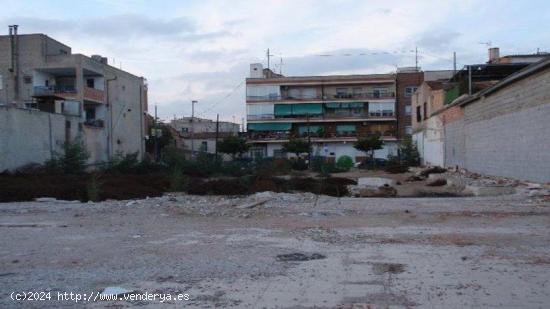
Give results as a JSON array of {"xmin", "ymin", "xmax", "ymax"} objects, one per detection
[{"xmin": 1, "ymin": 191, "xmax": 549, "ymax": 308}]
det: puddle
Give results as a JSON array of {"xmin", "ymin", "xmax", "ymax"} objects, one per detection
[
  {"xmin": 276, "ymin": 253, "xmax": 326, "ymax": 262},
  {"xmin": 371, "ymin": 262, "xmax": 406, "ymax": 274}
]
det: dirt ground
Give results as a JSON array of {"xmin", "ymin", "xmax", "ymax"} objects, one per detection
[{"xmin": 1, "ymin": 190, "xmax": 549, "ymax": 308}]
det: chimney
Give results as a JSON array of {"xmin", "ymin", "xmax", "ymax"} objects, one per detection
[{"xmin": 488, "ymin": 47, "xmax": 500, "ymax": 64}]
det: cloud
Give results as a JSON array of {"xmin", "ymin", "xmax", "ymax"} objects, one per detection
[
  {"xmin": 417, "ymin": 30, "xmax": 462, "ymax": 51},
  {"xmin": 1, "ymin": 0, "xmax": 547, "ymax": 122}
]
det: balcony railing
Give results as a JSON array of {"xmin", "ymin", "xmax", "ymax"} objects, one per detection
[
  {"xmin": 246, "ymin": 131, "xmax": 396, "ymax": 141},
  {"xmin": 246, "ymin": 92, "xmax": 395, "ymax": 102},
  {"xmin": 84, "ymin": 86, "xmax": 105, "ymax": 103},
  {"xmin": 84, "ymin": 119, "xmax": 104, "ymax": 128},
  {"xmin": 247, "ymin": 111, "xmax": 394, "ymax": 121},
  {"xmin": 33, "ymin": 85, "xmax": 76, "ymax": 96}
]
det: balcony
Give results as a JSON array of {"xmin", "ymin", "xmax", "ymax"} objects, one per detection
[
  {"xmin": 246, "ymin": 92, "xmax": 395, "ymax": 102},
  {"xmin": 84, "ymin": 119, "xmax": 105, "ymax": 128},
  {"xmin": 332, "ymin": 92, "xmax": 395, "ymax": 100},
  {"xmin": 246, "ymin": 130, "xmax": 396, "ymax": 141},
  {"xmin": 247, "ymin": 112, "xmax": 394, "ymax": 122},
  {"xmin": 83, "ymin": 86, "xmax": 105, "ymax": 103},
  {"xmin": 33, "ymin": 85, "xmax": 77, "ymax": 98}
]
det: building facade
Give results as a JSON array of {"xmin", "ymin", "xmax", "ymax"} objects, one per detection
[
  {"xmin": 245, "ymin": 64, "xmax": 399, "ymax": 162},
  {"xmin": 0, "ymin": 29, "xmax": 147, "ymax": 170},
  {"xmin": 170, "ymin": 117, "xmax": 240, "ymax": 156},
  {"xmin": 410, "ymin": 50, "xmax": 550, "ymax": 182}
]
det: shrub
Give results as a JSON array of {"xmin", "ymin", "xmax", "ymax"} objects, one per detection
[
  {"xmin": 291, "ymin": 159, "xmax": 308, "ymax": 171},
  {"xmin": 217, "ymin": 136, "xmax": 250, "ymax": 160},
  {"xmin": 86, "ymin": 173, "xmax": 102, "ymax": 202},
  {"xmin": 384, "ymin": 155, "xmax": 409, "ymax": 174},
  {"xmin": 336, "ymin": 155, "xmax": 353, "ymax": 171},
  {"xmin": 168, "ymin": 168, "xmax": 188, "ymax": 192}
]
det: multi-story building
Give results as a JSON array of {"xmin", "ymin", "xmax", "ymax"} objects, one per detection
[
  {"xmin": 245, "ymin": 64, "xmax": 399, "ymax": 162},
  {"xmin": 0, "ymin": 27, "xmax": 147, "ymax": 170},
  {"xmin": 170, "ymin": 117, "xmax": 240, "ymax": 156}
]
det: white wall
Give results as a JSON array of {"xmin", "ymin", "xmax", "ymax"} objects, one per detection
[
  {"xmin": 264, "ymin": 141, "xmax": 398, "ymax": 162},
  {"xmin": 0, "ymin": 106, "xmax": 79, "ymax": 170},
  {"xmin": 414, "ymin": 116, "xmax": 444, "ymax": 166}
]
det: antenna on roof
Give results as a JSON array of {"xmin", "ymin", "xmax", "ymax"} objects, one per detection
[
  {"xmin": 266, "ymin": 48, "xmax": 274, "ymax": 71},
  {"xmin": 279, "ymin": 57, "xmax": 284, "ymax": 75}
]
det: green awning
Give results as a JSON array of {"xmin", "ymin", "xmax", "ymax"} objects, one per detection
[
  {"xmin": 274, "ymin": 104, "xmax": 292, "ymax": 116},
  {"xmin": 349, "ymin": 102, "xmax": 364, "ymax": 108},
  {"xmin": 326, "ymin": 102, "xmax": 341, "ymax": 108},
  {"xmin": 298, "ymin": 125, "xmax": 322, "ymax": 135},
  {"xmin": 336, "ymin": 124, "xmax": 356, "ymax": 132},
  {"xmin": 292, "ymin": 103, "xmax": 323, "ymax": 115},
  {"xmin": 339, "ymin": 103, "xmax": 350, "ymax": 109},
  {"xmin": 248, "ymin": 123, "xmax": 292, "ymax": 131}
]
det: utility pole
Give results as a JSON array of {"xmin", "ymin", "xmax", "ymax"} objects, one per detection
[
  {"xmin": 154, "ymin": 105, "xmax": 159, "ymax": 162},
  {"xmin": 215, "ymin": 114, "xmax": 219, "ymax": 159},
  {"xmin": 453, "ymin": 52, "xmax": 457, "ymax": 75},
  {"xmin": 415, "ymin": 46, "xmax": 418, "ymax": 71},
  {"xmin": 468, "ymin": 65, "xmax": 472, "ymax": 95},
  {"xmin": 267, "ymin": 48, "xmax": 271, "ymax": 71},
  {"xmin": 306, "ymin": 113, "xmax": 311, "ymax": 169},
  {"xmin": 279, "ymin": 57, "xmax": 284, "ymax": 75},
  {"xmin": 191, "ymin": 100, "xmax": 197, "ymax": 158}
]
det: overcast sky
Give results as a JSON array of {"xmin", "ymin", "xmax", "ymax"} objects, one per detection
[{"xmin": 2, "ymin": 0, "xmax": 549, "ymax": 123}]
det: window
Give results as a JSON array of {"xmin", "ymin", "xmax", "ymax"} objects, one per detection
[
  {"xmin": 352, "ymin": 87, "xmax": 362, "ymax": 97},
  {"xmin": 273, "ymin": 149, "xmax": 285, "ymax": 158},
  {"xmin": 405, "ymin": 86, "xmax": 418, "ymax": 97},
  {"xmin": 200, "ymin": 141, "xmax": 208, "ymax": 152},
  {"xmin": 23, "ymin": 75, "xmax": 32, "ymax": 84},
  {"xmin": 250, "ymin": 146, "xmax": 265, "ymax": 159},
  {"xmin": 423, "ymin": 102, "xmax": 427, "ymax": 119},
  {"xmin": 405, "ymin": 126, "xmax": 412, "ymax": 135},
  {"xmin": 405, "ymin": 105, "xmax": 412, "ymax": 116},
  {"xmin": 181, "ymin": 127, "xmax": 189, "ymax": 133},
  {"xmin": 86, "ymin": 78, "xmax": 95, "ymax": 88},
  {"xmin": 416, "ymin": 106, "xmax": 421, "ymax": 122},
  {"xmin": 336, "ymin": 87, "xmax": 350, "ymax": 98},
  {"xmin": 85, "ymin": 107, "xmax": 96, "ymax": 121},
  {"xmin": 369, "ymin": 102, "xmax": 395, "ymax": 117},
  {"xmin": 373, "ymin": 87, "xmax": 388, "ymax": 98}
]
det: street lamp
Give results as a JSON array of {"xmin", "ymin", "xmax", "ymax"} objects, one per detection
[{"xmin": 191, "ymin": 100, "xmax": 198, "ymax": 158}]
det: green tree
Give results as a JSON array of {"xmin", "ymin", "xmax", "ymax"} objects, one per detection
[
  {"xmin": 145, "ymin": 122, "xmax": 174, "ymax": 156},
  {"xmin": 282, "ymin": 138, "xmax": 311, "ymax": 158},
  {"xmin": 217, "ymin": 136, "xmax": 249, "ymax": 160},
  {"xmin": 61, "ymin": 140, "xmax": 90, "ymax": 174},
  {"xmin": 354, "ymin": 135, "xmax": 384, "ymax": 169},
  {"xmin": 398, "ymin": 136, "xmax": 420, "ymax": 167}
]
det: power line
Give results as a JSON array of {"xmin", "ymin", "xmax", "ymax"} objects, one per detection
[{"xmin": 195, "ymin": 80, "xmax": 245, "ymax": 118}]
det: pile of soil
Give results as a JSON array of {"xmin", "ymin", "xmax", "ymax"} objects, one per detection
[{"xmin": 188, "ymin": 176, "xmax": 356, "ymax": 197}]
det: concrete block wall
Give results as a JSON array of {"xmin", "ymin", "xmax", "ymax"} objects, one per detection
[
  {"xmin": 461, "ymin": 69, "xmax": 550, "ymax": 182},
  {"xmin": 464, "ymin": 103, "xmax": 550, "ymax": 182}
]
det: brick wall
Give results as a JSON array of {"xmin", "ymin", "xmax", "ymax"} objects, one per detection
[{"xmin": 396, "ymin": 72, "xmax": 423, "ymax": 139}]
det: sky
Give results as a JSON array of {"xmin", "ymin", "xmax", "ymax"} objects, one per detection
[{"xmin": 1, "ymin": 0, "xmax": 549, "ymax": 123}]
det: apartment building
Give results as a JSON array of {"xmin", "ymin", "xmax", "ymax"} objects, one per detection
[
  {"xmin": 170, "ymin": 117, "xmax": 240, "ymax": 156},
  {"xmin": 0, "ymin": 27, "xmax": 147, "ymax": 170},
  {"xmin": 245, "ymin": 64, "xmax": 399, "ymax": 162}
]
